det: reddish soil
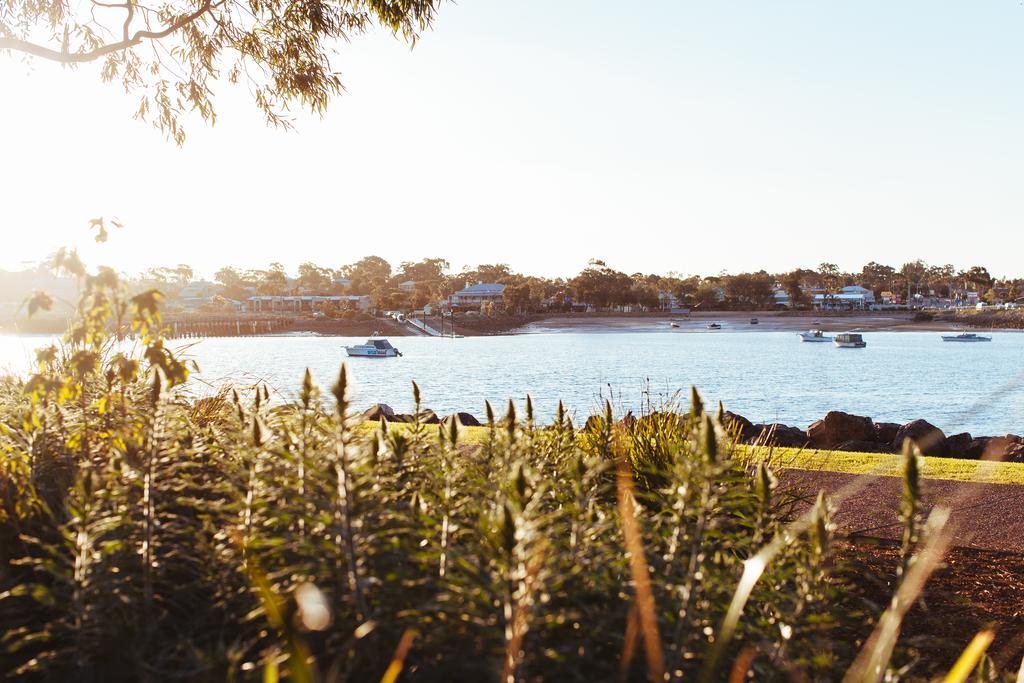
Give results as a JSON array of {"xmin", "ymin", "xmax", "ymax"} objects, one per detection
[
  {"xmin": 780, "ymin": 470, "xmax": 1024, "ymax": 553},
  {"xmin": 784, "ymin": 470, "xmax": 1024, "ymax": 672}
]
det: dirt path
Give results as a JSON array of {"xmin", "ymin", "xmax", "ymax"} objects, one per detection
[{"xmin": 780, "ymin": 469, "xmax": 1024, "ymax": 552}]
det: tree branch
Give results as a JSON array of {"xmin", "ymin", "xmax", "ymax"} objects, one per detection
[{"xmin": 0, "ymin": 0, "xmax": 213, "ymax": 64}]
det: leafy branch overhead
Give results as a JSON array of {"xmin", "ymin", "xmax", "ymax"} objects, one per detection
[{"xmin": 0, "ymin": 0, "xmax": 442, "ymax": 142}]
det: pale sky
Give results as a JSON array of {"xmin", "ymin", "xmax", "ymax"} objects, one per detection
[{"xmin": 2, "ymin": 1, "xmax": 1023, "ymax": 280}]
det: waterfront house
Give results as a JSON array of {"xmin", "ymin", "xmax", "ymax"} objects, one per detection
[
  {"xmin": 812, "ymin": 285, "xmax": 875, "ymax": 311},
  {"xmin": 450, "ymin": 283, "xmax": 506, "ymax": 309},
  {"xmin": 248, "ymin": 295, "xmax": 370, "ymax": 313}
]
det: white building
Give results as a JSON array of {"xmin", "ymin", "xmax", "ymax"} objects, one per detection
[
  {"xmin": 812, "ymin": 285, "xmax": 876, "ymax": 311},
  {"xmin": 450, "ymin": 283, "xmax": 506, "ymax": 308}
]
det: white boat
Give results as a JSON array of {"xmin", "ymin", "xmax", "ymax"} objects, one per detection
[
  {"xmin": 834, "ymin": 333, "xmax": 866, "ymax": 348},
  {"xmin": 344, "ymin": 337, "xmax": 402, "ymax": 357},
  {"xmin": 941, "ymin": 332, "xmax": 992, "ymax": 342},
  {"xmin": 798, "ymin": 329, "xmax": 832, "ymax": 342},
  {"xmin": 669, "ymin": 322, "xmax": 680, "ymax": 328},
  {"xmin": 706, "ymin": 322, "xmax": 722, "ymax": 330}
]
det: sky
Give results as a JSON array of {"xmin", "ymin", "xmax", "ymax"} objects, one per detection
[{"xmin": 1, "ymin": 0, "xmax": 1023, "ymax": 280}]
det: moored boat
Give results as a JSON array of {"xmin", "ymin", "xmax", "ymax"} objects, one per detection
[
  {"xmin": 750, "ymin": 317, "xmax": 759, "ymax": 325},
  {"xmin": 833, "ymin": 333, "xmax": 866, "ymax": 348},
  {"xmin": 344, "ymin": 337, "xmax": 402, "ymax": 357},
  {"xmin": 670, "ymin": 322, "xmax": 680, "ymax": 328},
  {"xmin": 706, "ymin": 322, "xmax": 722, "ymax": 330},
  {"xmin": 941, "ymin": 332, "xmax": 992, "ymax": 342},
  {"xmin": 798, "ymin": 329, "xmax": 832, "ymax": 342}
]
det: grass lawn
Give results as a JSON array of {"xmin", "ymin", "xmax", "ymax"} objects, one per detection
[
  {"xmin": 359, "ymin": 422, "xmax": 1024, "ymax": 485},
  {"xmin": 746, "ymin": 446, "xmax": 1024, "ymax": 485}
]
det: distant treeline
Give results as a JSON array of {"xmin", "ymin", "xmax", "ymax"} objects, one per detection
[
  {"xmin": 177, "ymin": 258, "xmax": 1023, "ymax": 312},
  {"xmin": 3, "ymin": 258, "xmax": 1021, "ymax": 316}
]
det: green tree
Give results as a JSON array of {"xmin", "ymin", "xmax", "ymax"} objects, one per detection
[
  {"xmin": 255, "ymin": 263, "xmax": 289, "ymax": 295},
  {"xmin": 859, "ymin": 262, "xmax": 896, "ymax": 296},
  {"xmin": 818, "ymin": 262, "xmax": 840, "ymax": 291},
  {"xmin": 1, "ymin": 0, "xmax": 442, "ymax": 142},
  {"xmin": 296, "ymin": 262, "xmax": 333, "ymax": 294},
  {"xmin": 782, "ymin": 270, "xmax": 806, "ymax": 309},
  {"xmin": 570, "ymin": 260, "xmax": 632, "ymax": 309},
  {"xmin": 343, "ymin": 256, "xmax": 392, "ymax": 296},
  {"xmin": 724, "ymin": 271, "xmax": 773, "ymax": 309},
  {"xmin": 900, "ymin": 260, "xmax": 928, "ymax": 302}
]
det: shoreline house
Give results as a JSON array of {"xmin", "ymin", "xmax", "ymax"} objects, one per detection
[
  {"xmin": 450, "ymin": 283, "xmax": 506, "ymax": 310},
  {"xmin": 812, "ymin": 285, "xmax": 875, "ymax": 311},
  {"xmin": 248, "ymin": 295, "xmax": 370, "ymax": 314}
]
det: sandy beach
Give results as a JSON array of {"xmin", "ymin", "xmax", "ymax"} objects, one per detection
[{"xmin": 516, "ymin": 311, "xmax": 982, "ymax": 334}]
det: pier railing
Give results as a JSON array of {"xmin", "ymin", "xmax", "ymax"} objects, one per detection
[{"xmin": 163, "ymin": 317, "xmax": 295, "ymax": 338}]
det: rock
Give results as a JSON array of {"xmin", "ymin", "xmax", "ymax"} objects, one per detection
[
  {"xmin": 722, "ymin": 411, "xmax": 757, "ymax": 441},
  {"xmin": 964, "ymin": 437, "xmax": 991, "ymax": 459},
  {"xmin": 980, "ymin": 436, "xmax": 1024, "ymax": 463},
  {"xmin": 893, "ymin": 419, "xmax": 947, "ymax": 457},
  {"xmin": 873, "ymin": 422, "xmax": 902, "ymax": 445},
  {"xmin": 807, "ymin": 411, "xmax": 875, "ymax": 449},
  {"xmin": 836, "ymin": 439, "xmax": 883, "ymax": 453},
  {"xmin": 362, "ymin": 403, "xmax": 395, "ymax": 421},
  {"xmin": 945, "ymin": 432, "xmax": 974, "ymax": 459},
  {"xmin": 388, "ymin": 414, "xmax": 415, "ymax": 423},
  {"xmin": 752, "ymin": 424, "xmax": 807, "ymax": 448},
  {"xmin": 443, "ymin": 412, "xmax": 482, "ymax": 427},
  {"xmin": 417, "ymin": 409, "xmax": 441, "ymax": 425}
]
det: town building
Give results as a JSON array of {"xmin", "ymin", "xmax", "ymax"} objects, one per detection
[
  {"xmin": 812, "ymin": 285, "xmax": 876, "ymax": 311},
  {"xmin": 450, "ymin": 283, "xmax": 506, "ymax": 309},
  {"xmin": 248, "ymin": 295, "xmax": 370, "ymax": 313}
]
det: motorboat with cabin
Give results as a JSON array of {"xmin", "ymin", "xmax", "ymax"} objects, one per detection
[
  {"xmin": 344, "ymin": 336, "xmax": 402, "ymax": 357},
  {"xmin": 941, "ymin": 332, "xmax": 992, "ymax": 342},
  {"xmin": 670, "ymin": 321, "xmax": 680, "ymax": 328},
  {"xmin": 833, "ymin": 333, "xmax": 866, "ymax": 348},
  {"xmin": 798, "ymin": 329, "xmax": 832, "ymax": 342},
  {"xmin": 706, "ymin": 322, "xmax": 722, "ymax": 330},
  {"xmin": 750, "ymin": 317, "xmax": 759, "ymax": 325}
]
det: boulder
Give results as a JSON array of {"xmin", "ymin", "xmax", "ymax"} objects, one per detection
[
  {"xmin": 417, "ymin": 409, "xmax": 441, "ymax": 425},
  {"xmin": 722, "ymin": 411, "xmax": 757, "ymax": 441},
  {"xmin": 807, "ymin": 412, "xmax": 875, "ymax": 449},
  {"xmin": 893, "ymin": 419, "xmax": 947, "ymax": 457},
  {"xmin": 752, "ymin": 424, "xmax": 808, "ymax": 448},
  {"xmin": 873, "ymin": 422, "xmax": 902, "ymax": 446},
  {"xmin": 388, "ymin": 414, "xmax": 415, "ymax": 424},
  {"xmin": 980, "ymin": 435, "xmax": 1024, "ymax": 463},
  {"xmin": 945, "ymin": 432, "xmax": 974, "ymax": 459},
  {"xmin": 964, "ymin": 437, "xmax": 991, "ymax": 459},
  {"xmin": 443, "ymin": 412, "xmax": 482, "ymax": 428},
  {"xmin": 362, "ymin": 403, "xmax": 395, "ymax": 422}
]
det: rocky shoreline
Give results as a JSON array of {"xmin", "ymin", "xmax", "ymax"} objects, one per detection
[
  {"xmin": 362, "ymin": 403, "xmax": 1024, "ymax": 463},
  {"xmin": 721, "ymin": 410, "xmax": 1024, "ymax": 462}
]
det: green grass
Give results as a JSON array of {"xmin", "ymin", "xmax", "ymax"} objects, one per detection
[
  {"xmin": 749, "ymin": 446, "xmax": 1024, "ymax": 485},
  {"xmin": 361, "ymin": 422, "xmax": 1024, "ymax": 485}
]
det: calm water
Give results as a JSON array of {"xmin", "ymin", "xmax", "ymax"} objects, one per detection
[{"xmin": 2, "ymin": 331, "xmax": 1023, "ymax": 436}]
